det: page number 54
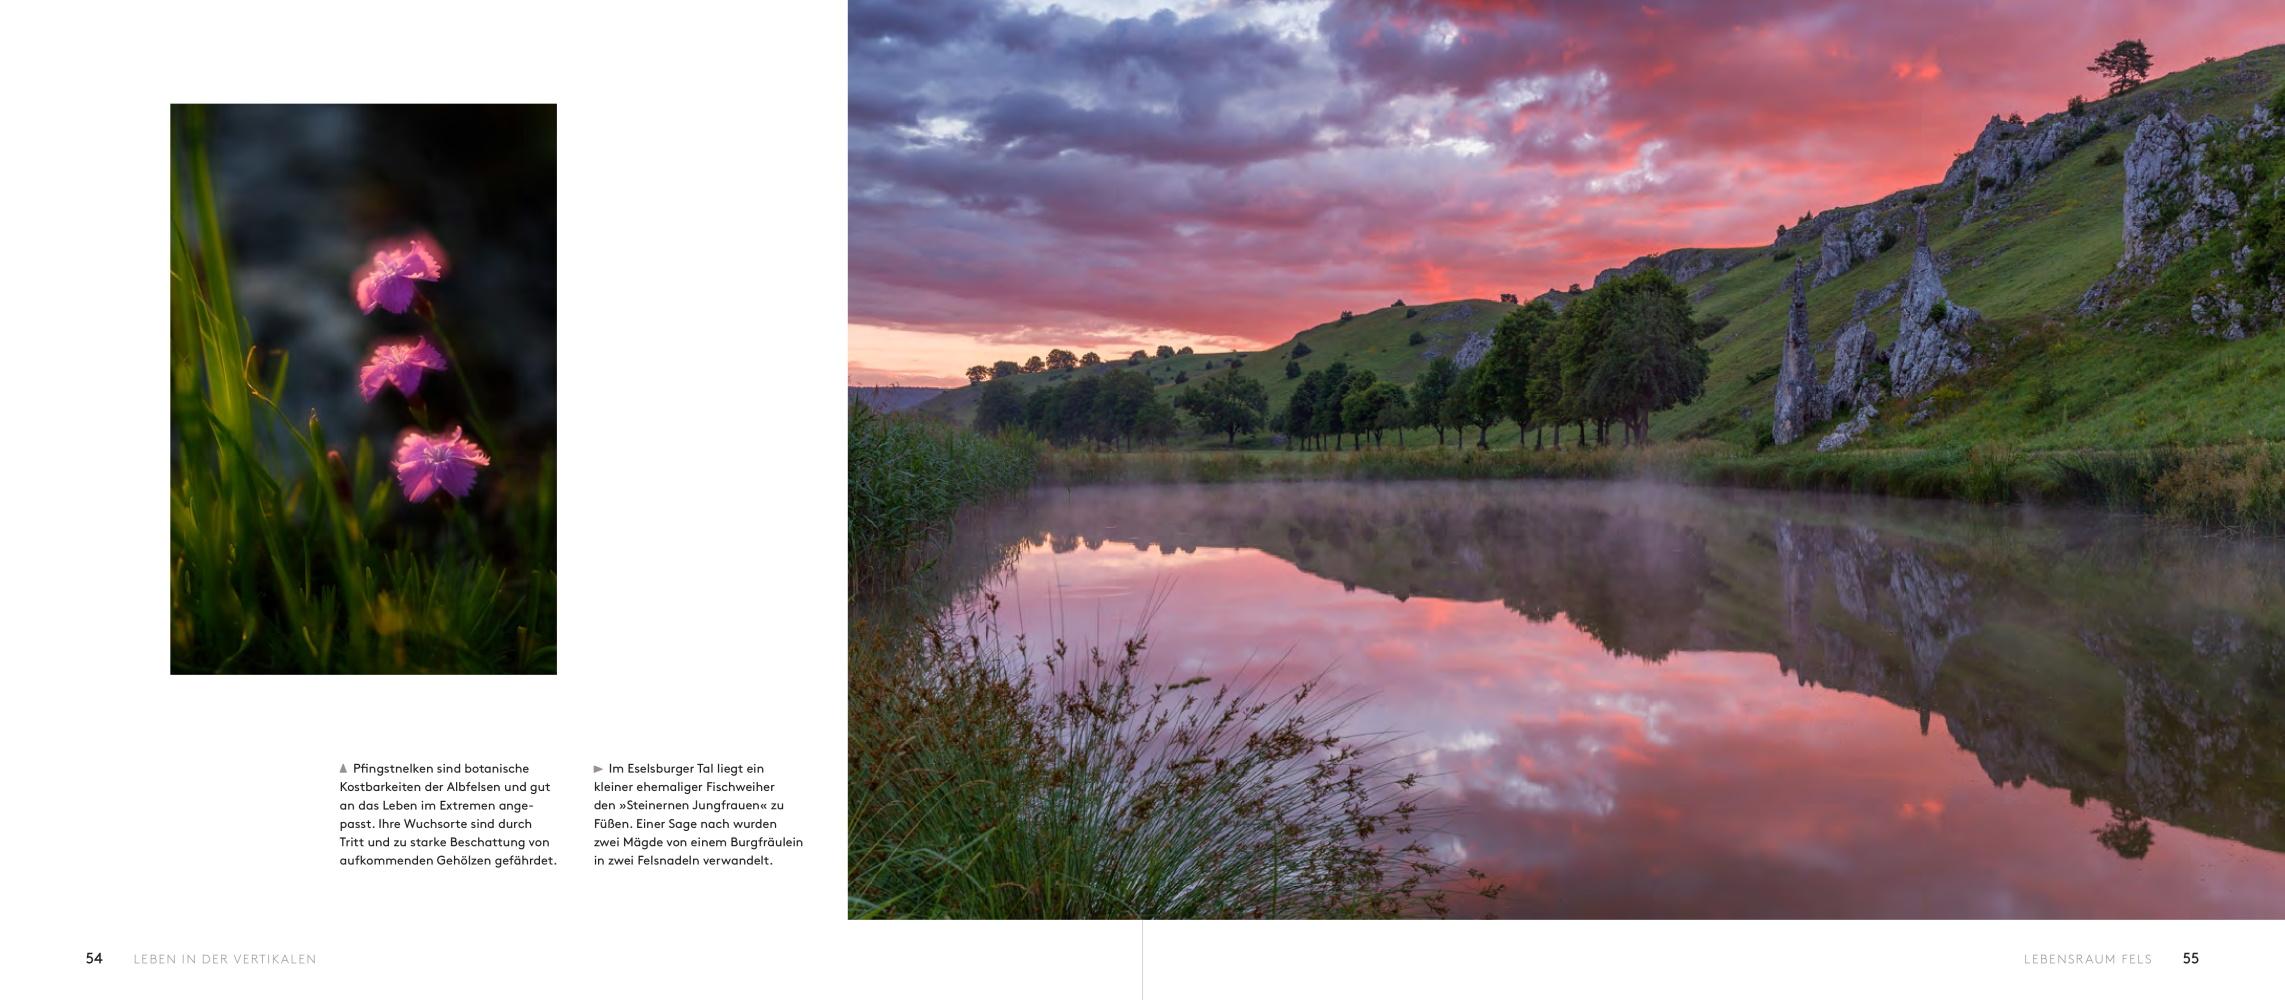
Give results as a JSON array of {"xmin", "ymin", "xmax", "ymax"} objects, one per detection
[
  {"xmin": 84, "ymin": 952, "xmax": 102, "ymax": 965},
  {"xmin": 2182, "ymin": 952, "xmax": 2200, "ymax": 965}
]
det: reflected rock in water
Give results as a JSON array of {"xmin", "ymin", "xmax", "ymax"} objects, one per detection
[{"xmin": 940, "ymin": 481, "xmax": 2285, "ymax": 857}]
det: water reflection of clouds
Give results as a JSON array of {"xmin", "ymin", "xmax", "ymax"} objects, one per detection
[{"xmin": 996, "ymin": 537, "xmax": 2285, "ymax": 918}]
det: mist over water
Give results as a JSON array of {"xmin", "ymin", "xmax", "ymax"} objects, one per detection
[{"xmin": 939, "ymin": 480, "xmax": 2285, "ymax": 918}]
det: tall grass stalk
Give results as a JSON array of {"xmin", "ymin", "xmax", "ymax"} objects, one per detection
[
  {"xmin": 847, "ymin": 403, "xmax": 1039, "ymax": 593},
  {"xmin": 849, "ymin": 597, "xmax": 1487, "ymax": 918}
]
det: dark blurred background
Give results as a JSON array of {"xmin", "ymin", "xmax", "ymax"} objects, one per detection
[{"xmin": 184, "ymin": 104, "xmax": 556, "ymax": 478}]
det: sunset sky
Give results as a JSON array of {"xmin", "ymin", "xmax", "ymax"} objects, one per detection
[{"xmin": 847, "ymin": 0, "xmax": 2285, "ymax": 387}]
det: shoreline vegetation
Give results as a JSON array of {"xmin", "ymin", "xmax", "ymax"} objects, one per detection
[
  {"xmin": 1035, "ymin": 439, "xmax": 2285, "ymax": 534},
  {"xmin": 847, "ymin": 406, "xmax": 1493, "ymax": 918}
]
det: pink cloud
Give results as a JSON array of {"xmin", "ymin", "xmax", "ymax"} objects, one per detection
[{"xmin": 848, "ymin": 0, "xmax": 2285, "ymax": 384}]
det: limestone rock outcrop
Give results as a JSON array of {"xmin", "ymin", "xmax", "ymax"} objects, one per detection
[
  {"xmin": 1890, "ymin": 207, "xmax": 1978, "ymax": 397},
  {"xmin": 1813, "ymin": 290, "xmax": 1890, "ymax": 452},
  {"xmin": 1824, "ymin": 317, "xmax": 1880, "ymax": 414},
  {"xmin": 2093, "ymin": 99, "xmax": 2285, "ymax": 337},
  {"xmin": 1772, "ymin": 263, "xmax": 1823, "ymax": 445},
  {"xmin": 1854, "ymin": 279, "xmax": 1901, "ymax": 318},
  {"xmin": 2121, "ymin": 108, "xmax": 2224, "ymax": 264},
  {"xmin": 1942, "ymin": 115, "xmax": 2030, "ymax": 189},
  {"xmin": 1817, "ymin": 403, "xmax": 1876, "ymax": 452},
  {"xmin": 2077, "ymin": 105, "xmax": 2243, "ymax": 315},
  {"xmin": 1814, "ymin": 209, "xmax": 1889, "ymax": 286},
  {"xmin": 1592, "ymin": 246, "xmax": 1754, "ymax": 289},
  {"xmin": 1945, "ymin": 110, "xmax": 2114, "ymax": 219},
  {"xmin": 1451, "ymin": 329, "xmax": 1494, "ymax": 369}
]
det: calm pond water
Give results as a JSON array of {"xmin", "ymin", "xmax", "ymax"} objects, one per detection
[{"xmin": 940, "ymin": 480, "xmax": 2285, "ymax": 918}]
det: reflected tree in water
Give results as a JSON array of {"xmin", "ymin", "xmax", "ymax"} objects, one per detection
[{"xmin": 2094, "ymin": 807, "xmax": 2155, "ymax": 860}]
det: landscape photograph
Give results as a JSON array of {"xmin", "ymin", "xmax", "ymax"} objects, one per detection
[
  {"xmin": 172, "ymin": 105, "xmax": 557, "ymax": 674},
  {"xmin": 846, "ymin": 1, "xmax": 2285, "ymax": 918}
]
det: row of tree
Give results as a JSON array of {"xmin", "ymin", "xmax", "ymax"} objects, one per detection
[
  {"xmin": 967, "ymin": 271, "xmax": 1708, "ymax": 451},
  {"xmin": 970, "ymin": 362, "xmax": 1278, "ymax": 449},
  {"xmin": 965, "ymin": 345, "xmax": 1195, "ymax": 384},
  {"xmin": 1274, "ymin": 362, "xmax": 1420, "ymax": 449},
  {"xmin": 1274, "ymin": 271, "xmax": 1709, "ymax": 450},
  {"xmin": 972, "ymin": 367, "xmax": 1182, "ymax": 447}
]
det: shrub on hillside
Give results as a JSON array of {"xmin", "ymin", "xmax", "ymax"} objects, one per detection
[
  {"xmin": 1408, "ymin": 331, "xmax": 1426, "ymax": 345},
  {"xmin": 2094, "ymin": 145, "xmax": 2122, "ymax": 167},
  {"xmin": 2150, "ymin": 444, "xmax": 2285, "ymax": 532}
]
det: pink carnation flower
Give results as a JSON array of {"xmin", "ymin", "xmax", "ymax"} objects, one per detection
[
  {"xmin": 359, "ymin": 337, "xmax": 448, "ymax": 401},
  {"xmin": 354, "ymin": 236, "xmax": 447, "ymax": 314},
  {"xmin": 393, "ymin": 426, "xmax": 490, "ymax": 503}
]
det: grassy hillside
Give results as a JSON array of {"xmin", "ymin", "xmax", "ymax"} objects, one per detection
[
  {"xmin": 914, "ymin": 298, "xmax": 1510, "ymax": 427},
  {"xmin": 1662, "ymin": 44, "xmax": 2285, "ymax": 454},
  {"xmin": 917, "ymin": 45, "xmax": 2285, "ymax": 461}
]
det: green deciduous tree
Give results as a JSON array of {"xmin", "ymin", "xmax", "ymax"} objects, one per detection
[
  {"xmin": 1411, "ymin": 355, "xmax": 1458, "ymax": 447},
  {"xmin": 1362, "ymin": 382, "xmax": 1411, "ymax": 447},
  {"xmin": 1001, "ymin": 368, "xmax": 1178, "ymax": 448},
  {"xmin": 1584, "ymin": 286, "xmax": 1709, "ymax": 446},
  {"xmin": 1177, "ymin": 371, "xmax": 1270, "ymax": 445},
  {"xmin": 973, "ymin": 378, "xmax": 1024, "ymax": 433},
  {"xmin": 1486, "ymin": 300, "xmax": 1553, "ymax": 448}
]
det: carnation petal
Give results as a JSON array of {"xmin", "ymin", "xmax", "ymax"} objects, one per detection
[
  {"xmin": 359, "ymin": 361, "xmax": 390, "ymax": 402},
  {"xmin": 408, "ymin": 337, "xmax": 448, "ymax": 371},
  {"xmin": 375, "ymin": 276, "xmax": 416, "ymax": 314},
  {"xmin": 403, "ymin": 239, "xmax": 446, "ymax": 281},
  {"xmin": 355, "ymin": 272, "xmax": 382, "ymax": 314}
]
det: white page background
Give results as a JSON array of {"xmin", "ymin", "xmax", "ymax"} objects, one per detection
[{"xmin": 0, "ymin": 3, "xmax": 2273, "ymax": 998}]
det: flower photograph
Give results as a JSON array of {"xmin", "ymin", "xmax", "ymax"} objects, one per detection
[{"xmin": 171, "ymin": 104, "xmax": 556, "ymax": 674}]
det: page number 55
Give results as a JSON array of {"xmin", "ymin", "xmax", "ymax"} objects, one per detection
[{"xmin": 2182, "ymin": 952, "xmax": 2200, "ymax": 965}]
